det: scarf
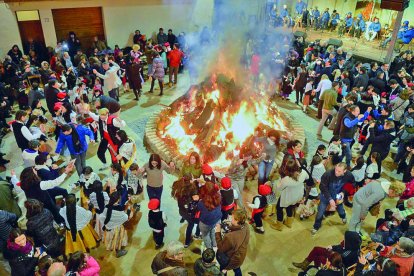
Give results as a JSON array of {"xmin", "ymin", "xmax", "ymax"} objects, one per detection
[
  {"xmin": 70, "ymin": 125, "xmax": 82, "ymax": 153},
  {"xmin": 7, "ymin": 240, "xmax": 33, "ymax": 255}
]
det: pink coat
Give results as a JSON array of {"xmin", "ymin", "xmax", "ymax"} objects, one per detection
[{"xmin": 79, "ymin": 256, "xmax": 100, "ymax": 276}]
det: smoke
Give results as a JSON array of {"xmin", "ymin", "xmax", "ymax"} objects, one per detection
[{"xmin": 168, "ymin": 0, "xmax": 293, "ymax": 89}]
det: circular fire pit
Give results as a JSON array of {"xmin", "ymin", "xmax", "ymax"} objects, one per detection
[{"xmin": 144, "ymin": 74, "xmax": 306, "ymax": 172}]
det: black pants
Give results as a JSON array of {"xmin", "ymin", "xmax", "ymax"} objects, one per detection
[
  {"xmin": 221, "ymin": 208, "xmax": 234, "ymax": 222},
  {"xmin": 317, "ymin": 100, "xmax": 324, "ymax": 119},
  {"xmin": 253, "ymin": 211, "xmax": 264, "ymax": 227},
  {"xmin": 153, "ymin": 229, "xmax": 164, "ymax": 245},
  {"xmin": 150, "ymin": 78, "xmax": 164, "ymax": 94},
  {"xmin": 97, "ymin": 139, "xmax": 108, "ymax": 164},
  {"xmin": 296, "ymin": 87, "xmax": 304, "ymax": 103},
  {"xmin": 276, "ymin": 198, "xmax": 294, "ymax": 222}
]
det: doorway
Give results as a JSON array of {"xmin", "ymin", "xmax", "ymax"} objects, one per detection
[{"xmin": 16, "ymin": 10, "xmax": 47, "ymax": 60}]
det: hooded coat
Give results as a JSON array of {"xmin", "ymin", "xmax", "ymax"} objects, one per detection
[{"xmin": 331, "ymin": 231, "xmax": 362, "ymax": 267}]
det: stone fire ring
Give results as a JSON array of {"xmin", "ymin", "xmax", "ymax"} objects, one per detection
[{"xmin": 144, "ymin": 108, "xmax": 306, "ymax": 172}]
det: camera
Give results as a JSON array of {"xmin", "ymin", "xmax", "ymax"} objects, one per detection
[{"xmin": 221, "ymin": 222, "xmax": 230, "ymax": 233}]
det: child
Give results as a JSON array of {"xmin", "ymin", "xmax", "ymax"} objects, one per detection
[
  {"xmin": 248, "ymin": 184, "xmax": 271, "ymax": 234},
  {"xmin": 201, "ymin": 164, "xmax": 218, "ymax": 184},
  {"xmin": 358, "ymin": 118, "xmax": 371, "ymax": 146},
  {"xmin": 219, "ymin": 177, "xmax": 238, "ymax": 221},
  {"xmin": 281, "ymin": 74, "xmax": 293, "ymax": 100},
  {"xmin": 126, "ymin": 163, "xmax": 144, "ymax": 211},
  {"xmin": 307, "ymin": 155, "xmax": 325, "ymax": 201},
  {"xmin": 92, "ymin": 79, "xmax": 103, "ymax": 102},
  {"xmin": 366, "ymin": 152, "xmax": 381, "ymax": 182},
  {"xmin": 351, "ymin": 155, "xmax": 367, "ymax": 188},
  {"xmin": 148, "ymin": 198, "xmax": 167, "ymax": 249},
  {"xmin": 194, "ymin": 248, "xmax": 221, "ymax": 275},
  {"xmin": 314, "ymin": 144, "xmax": 327, "ymax": 160},
  {"xmin": 327, "ymin": 136, "xmax": 342, "ymax": 167},
  {"xmin": 104, "ymin": 163, "xmax": 128, "ymax": 206},
  {"xmin": 297, "ymin": 189, "xmax": 319, "ymax": 220},
  {"xmin": 302, "ymin": 77, "xmax": 315, "ymax": 113},
  {"xmin": 82, "ymin": 116, "xmax": 99, "ymax": 141},
  {"xmin": 78, "ymin": 166, "xmax": 101, "ymax": 207}
]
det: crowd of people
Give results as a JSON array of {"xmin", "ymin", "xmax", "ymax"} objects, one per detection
[{"xmin": 1, "ymin": 2, "xmax": 414, "ymax": 275}]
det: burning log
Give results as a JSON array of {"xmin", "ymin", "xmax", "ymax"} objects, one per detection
[{"xmin": 192, "ymin": 100, "xmax": 216, "ymax": 130}]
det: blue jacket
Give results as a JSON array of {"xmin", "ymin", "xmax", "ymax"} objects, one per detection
[
  {"xmin": 281, "ymin": 9, "xmax": 289, "ymax": 18},
  {"xmin": 346, "ymin": 17, "xmax": 353, "ymax": 28},
  {"xmin": 198, "ymin": 201, "xmax": 222, "ymax": 226},
  {"xmin": 55, "ymin": 125, "xmax": 94, "ymax": 155},
  {"xmin": 322, "ymin": 11, "xmax": 330, "ymax": 22},
  {"xmin": 313, "ymin": 9, "xmax": 320, "ymax": 19},
  {"xmin": 296, "ymin": 1, "xmax": 306, "ymax": 14},
  {"xmin": 331, "ymin": 14, "xmax": 340, "ymax": 25},
  {"xmin": 401, "ymin": 28, "xmax": 414, "ymax": 44},
  {"xmin": 355, "ymin": 14, "xmax": 366, "ymax": 31},
  {"xmin": 369, "ymin": 22, "xmax": 381, "ymax": 32}
]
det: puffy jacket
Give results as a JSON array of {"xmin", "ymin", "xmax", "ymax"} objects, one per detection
[
  {"xmin": 55, "ymin": 124, "xmax": 94, "ymax": 155},
  {"xmin": 346, "ymin": 17, "xmax": 353, "ymax": 28},
  {"xmin": 401, "ymin": 28, "xmax": 414, "ymax": 44},
  {"xmin": 369, "ymin": 22, "xmax": 381, "ymax": 32}
]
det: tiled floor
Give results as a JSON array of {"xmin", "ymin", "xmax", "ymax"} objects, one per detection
[{"xmin": 0, "ymin": 72, "xmax": 400, "ymax": 276}]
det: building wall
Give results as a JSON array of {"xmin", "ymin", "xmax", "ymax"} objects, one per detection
[{"xmin": 0, "ymin": 0, "xmax": 214, "ymax": 52}]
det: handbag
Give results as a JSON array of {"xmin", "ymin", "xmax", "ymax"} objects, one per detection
[
  {"xmin": 216, "ymin": 227, "xmax": 248, "ymax": 268},
  {"xmin": 302, "ymin": 164, "xmax": 315, "ymax": 187}
]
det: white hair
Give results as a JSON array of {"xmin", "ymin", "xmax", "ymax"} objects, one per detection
[{"xmin": 165, "ymin": 241, "xmax": 184, "ymax": 257}]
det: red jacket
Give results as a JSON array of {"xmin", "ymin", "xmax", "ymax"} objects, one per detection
[{"xmin": 167, "ymin": 49, "xmax": 184, "ymax": 67}]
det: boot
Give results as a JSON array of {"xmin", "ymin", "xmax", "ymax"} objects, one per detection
[
  {"xmin": 292, "ymin": 260, "xmax": 310, "ymax": 271},
  {"xmin": 159, "ymin": 81, "xmax": 164, "ymax": 96},
  {"xmin": 284, "ymin": 216, "xmax": 294, "ymax": 228},
  {"xmin": 271, "ymin": 220, "xmax": 283, "ymax": 231}
]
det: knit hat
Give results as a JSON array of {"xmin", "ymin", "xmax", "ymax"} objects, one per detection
[
  {"xmin": 53, "ymin": 102, "xmax": 63, "ymax": 111},
  {"xmin": 221, "ymin": 177, "xmax": 231, "ymax": 189},
  {"xmin": 57, "ymin": 92, "xmax": 66, "ymax": 99},
  {"xmin": 148, "ymin": 198, "xmax": 160, "ymax": 210},
  {"xmin": 202, "ymin": 164, "xmax": 213, "ymax": 175},
  {"xmin": 258, "ymin": 185, "xmax": 272, "ymax": 196}
]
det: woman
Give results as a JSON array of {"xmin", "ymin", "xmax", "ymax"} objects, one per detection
[
  {"xmin": 115, "ymin": 130, "xmax": 136, "ymax": 173},
  {"xmin": 139, "ymin": 153, "xmax": 175, "ymax": 203},
  {"xmin": 4, "ymin": 228, "xmax": 44, "ymax": 276},
  {"xmin": 293, "ymin": 231, "xmax": 362, "ymax": 271},
  {"xmin": 88, "ymin": 180, "xmax": 110, "ymax": 240},
  {"xmin": 20, "ymin": 164, "xmax": 74, "ymax": 224},
  {"xmin": 273, "ymin": 157, "xmax": 308, "ymax": 231},
  {"xmin": 66, "ymin": 251, "xmax": 100, "ymax": 276},
  {"xmin": 59, "ymin": 194, "xmax": 98, "ymax": 256},
  {"xmin": 7, "ymin": 45, "xmax": 23, "ymax": 65},
  {"xmin": 100, "ymin": 191, "xmax": 129, "ymax": 258},
  {"xmin": 148, "ymin": 51, "xmax": 165, "ymax": 96},
  {"xmin": 39, "ymin": 61, "xmax": 53, "ymax": 85},
  {"xmin": 215, "ymin": 209, "xmax": 250, "ymax": 275},
  {"xmin": 25, "ymin": 199, "xmax": 62, "ymax": 258},
  {"xmin": 314, "ymin": 252, "xmax": 345, "ymax": 276},
  {"xmin": 198, "ymin": 182, "xmax": 222, "ymax": 249},
  {"xmin": 180, "ymin": 151, "xmax": 202, "ymax": 179},
  {"xmin": 171, "ymin": 175, "xmax": 200, "ymax": 247},
  {"xmin": 283, "ymin": 140, "xmax": 305, "ymax": 165},
  {"xmin": 390, "ymin": 88, "xmax": 410, "ymax": 130},
  {"xmin": 254, "ymin": 129, "xmax": 281, "ymax": 185},
  {"xmin": 125, "ymin": 56, "xmax": 143, "ymax": 100},
  {"xmin": 294, "ymin": 64, "xmax": 308, "ymax": 104}
]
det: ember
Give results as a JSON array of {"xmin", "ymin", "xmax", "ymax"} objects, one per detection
[{"xmin": 156, "ymin": 74, "xmax": 288, "ymax": 169}]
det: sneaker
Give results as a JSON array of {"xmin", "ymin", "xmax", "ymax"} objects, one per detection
[
  {"xmin": 99, "ymin": 164, "xmax": 110, "ymax": 171},
  {"xmin": 311, "ymin": 228, "xmax": 318, "ymax": 235},
  {"xmin": 116, "ymin": 249, "xmax": 128, "ymax": 258},
  {"xmin": 193, "ymin": 235, "xmax": 202, "ymax": 240},
  {"xmin": 342, "ymin": 218, "xmax": 347, "ymax": 224}
]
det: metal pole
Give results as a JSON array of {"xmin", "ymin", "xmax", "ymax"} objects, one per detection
[{"xmin": 385, "ymin": 10, "xmax": 404, "ymax": 63}]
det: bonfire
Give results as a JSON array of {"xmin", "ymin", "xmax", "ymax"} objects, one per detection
[{"xmin": 153, "ymin": 73, "xmax": 289, "ymax": 170}]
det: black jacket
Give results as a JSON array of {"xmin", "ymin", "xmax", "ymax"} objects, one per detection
[
  {"xmin": 44, "ymin": 85, "xmax": 58, "ymax": 115},
  {"xmin": 353, "ymin": 73, "xmax": 369, "ymax": 91},
  {"xmin": 368, "ymin": 77, "xmax": 386, "ymax": 93},
  {"xmin": 4, "ymin": 245, "xmax": 38, "ymax": 276},
  {"xmin": 369, "ymin": 128, "xmax": 396, "ymax": 158}
]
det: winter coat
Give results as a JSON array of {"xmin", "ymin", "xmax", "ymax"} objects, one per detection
[
  {"xmin": 0, "ymin": 181, "xmax": 21, "ymax": 217},
  {"xmin": 151, "ymin": 251, "xmax": 188, "ymax": 275},
  {"xmin": 277, "ymin": 171, "xmax": 308, "ymax": 207},
  {"xmin": 368, "ymin": 77, "xmax": 386, "ymax": 93},
  {"xmin": 216, "ymin": 224, "xmax": 250, "ymax": 270},
  {"xmin": 126, "ymin": 63, "xmax": 142, "ymax": 90},
  {"xmin": 55, "ymin": 125, "xmax": 94, "ymax": 155},
  {"xmin": 79, "ymin": 256, "xmax": 100, "ymax": 276},
  {"xmin": 368, "ymin": 22, "xmax": 381, "ymax": 32},
  {"xmin": 4, "ymin": 243, "xmax": 38, "ymax": 276},
  {"xmin": 331, "ymin": 231, "xmax": 362, "ymax": 268},
  {"xmin": 391, "ymin": 96, "xmax": 410, "ymax": 122},
  {"xmin": 149, "ymin": 57, "xmax": 165, "ymax": 80},
  {"xmin": 26, "ymin": 209, "xmax": 61, "ymax": 257},
  {"xmin": 369, "ymin": 128, "xmax": 395, "ymax": 158},
  {"xmin": 194, "ymin": 259, "xmax": 222, "ymax": 276}
]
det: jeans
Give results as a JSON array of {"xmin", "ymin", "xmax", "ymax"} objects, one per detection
[
  {"xmin": 258, "ymin": 160, "xmax": 274, "ymax": 185},
  {"xmin": 220, "ymin": 265, "xmax": 242, "ymax": 276},
  {"xmin": 276, "ymin": 198, "xmax": 294, "ymax": 222},
  {"xmin": 395, "ymin": 141, "xmax": 408, "ymax": 164},
  {"xmin": 341, "ymin": 140, "xmax": 353, "ymax": 167},
  {"xmin": 313, "ymin": 197, "xmax": 346, "ymax": 230},
  {"xmin": 317, "ymin": 109, "xmax": 336, "ymax": 135},
  {"xmin": 185, "ymin": 219, "xmax": 200, "ymax": 245},
  {"xmin": 199, "ymin": 221, "xmax": 217, "ymax": 248},
  {"xmin": 71, "ymin": 152, "xmax": 86, "ymax": 176},
  {"xmin": 147, "ymin": 185, "xmax": 163, "ymax": 204}
]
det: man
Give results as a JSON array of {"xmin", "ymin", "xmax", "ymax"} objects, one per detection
[
  {"xmin": 167, "ymin": 44, "xmax": 184, "ymax": 87},
  {"xmin": 167, "ymin": 29, "xmax": 177, "ymax": 47},
  {"xmin": 314, "ymin": 74, "xmax": 332, "ymax": 118},
  {"xmin": 194, "ymin": 248, "xmax": 221, "ymax": 276},
  {"xmin": 44, "ymin": 79, "xmax": 61, "ymax": 116},
  {"xmin": 339, "ymin": 105, "xmax": 369, "ymax": 167},
  {"xmin": 91, "ymin": 36, "xmax": 107, "ymax": 51},
  {"xmin": 369, "ymin": 71, "xmax": 386, "ymax": 93},
  {"xmin": 312, "ymin": 163, "xmax": 355, "ymax": 234},
  {"xmin": 381, "ymin": 20, "xmax": 409, "ymax": 48},
  {"xmin": 321, "ymin": 8, "xmax": 330, "ymax": 30},
  {"xmin": 329, "ymin": 10, "xmax": 340, "ymax": 31},
  {"xmin": 88, "ymin": 108, "xmax": 125, "ymax": 170},
  {"xmin": 353, "ymin": 67, "xmax": 369, "ymax": 91},
  {"xmin": 157, "ymin": 28, "xmax": 168, "ymax": 45},
  {"xmin": 344, "ymin": 12, "xmax": 353, "ymax": 34},
  {"xmin": 378, "ymin": 62, "xmax": 390, "ymax": 83},
  {"xmin": 317, "ymin": 81, "xmax": 339, "ymax": 138},
  {"xmin": 395, "ymin": 104, "xmax": 414, "ymax": 163},
  {"xmin": 93, "ymin": 60, "xmax": 121, "ymax": 100},
  {"xmin": 390, "ymin": 69, "xmax": 406, "ymax": 88},
  {"xmin": 331, "ymin": 57, "xmax": 345, "ymax": 72},
  {"xmin": 365, "ymin": 18, "xmax": 381, "ymax": 41},
  {"xmin": 349, "ymin": 180, "xmax": 405, "ymax": 232},
  {"xmin": 151, "ymin": 241, "xmax": 187, "ymax": 275},
  {"xmin": 215, "ymin": 209, "xmax": 250, "ymax": 275},
  {"xmin": 350, "ymin": 14, "xmax": 366, "ymax": 38},
  {"xmin": 368, "ymin": 62, "xmax": 379, "ymax": 79},
  {"xmin": 295, "ymin": 0, "xmax": 307, "ymax": 15},
  {"xmin": 312, "ymin": 7, "xmax": 321, "ymax": 29},
  {"xmin": 333, "ymin": 93, "xmax": 358, "ymax": 136},
  {"xmin": 94, "ymin": 95, "xmax": 121, "ymax": 115},
  {"xmin": 389, "ymin": 79, "xmax": 403, "ymax": 99},
  {"xmin": 361, "ymin": 120, "xmax": 395, "ymax": 161},
  {"xmin": 55, "ymin": 124, "xmax": 94, "ymax": 176}
]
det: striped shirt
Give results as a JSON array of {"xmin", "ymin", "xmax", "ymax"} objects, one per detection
[{"xmin": 0, "ymin": 210, "xmax": 17, "ymax": 246}]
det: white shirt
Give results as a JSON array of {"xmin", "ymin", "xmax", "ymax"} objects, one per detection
[
  {"xmin": 119, "ymin": 140, "xmax": 135, "ymax": 160},
  {"xmin": 352, "ymin": 164, "xmax": 367, "ymax": 182},
  {"xmin": 60, "ymin": 205, "xmax": 92, "ymax": 231},
  {"xmin": 15, "ymin": 121, "xmax": 42, "ymax": 141},
  {"xmin": 95, "ymin": 62, "xmax": 122, "ymax": 93},
  {"xmin": 366, "ymin": 163, "xmax": 379, "ymax": 179},
  {"xmin": 79, "ymin": 172, "xmax": 101, "ymax": 189},
  {"xmin": 315, "ymin": 79, "xmax": 333, "ymax": 99}
]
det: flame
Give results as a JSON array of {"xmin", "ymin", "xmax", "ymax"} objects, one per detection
[{"xmin": 161, "ymin": 81, "xmax": 286, "ymax": 169}]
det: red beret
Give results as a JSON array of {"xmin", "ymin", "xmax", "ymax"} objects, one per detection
[
  {"xmin": 258, "ymin": 185, "xmax": 272, "ymax": 196},
  {"xmin": 148, "ymin": 198, "xmax": 160, "ymax": 210},
  {"xmin": 221, "ymin": 177, "xmax": 232, "ymax": 189},
  {"xmin": 202, "ymin": 164, "xmax": 213, "ymax": 175},
  {"xmin": 53, "ymin": 102, "xmax": 63, "ymax": 111},
  {"xmin": 57, "ymin": 92, "xmax": 67, "ymax": 99}
]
